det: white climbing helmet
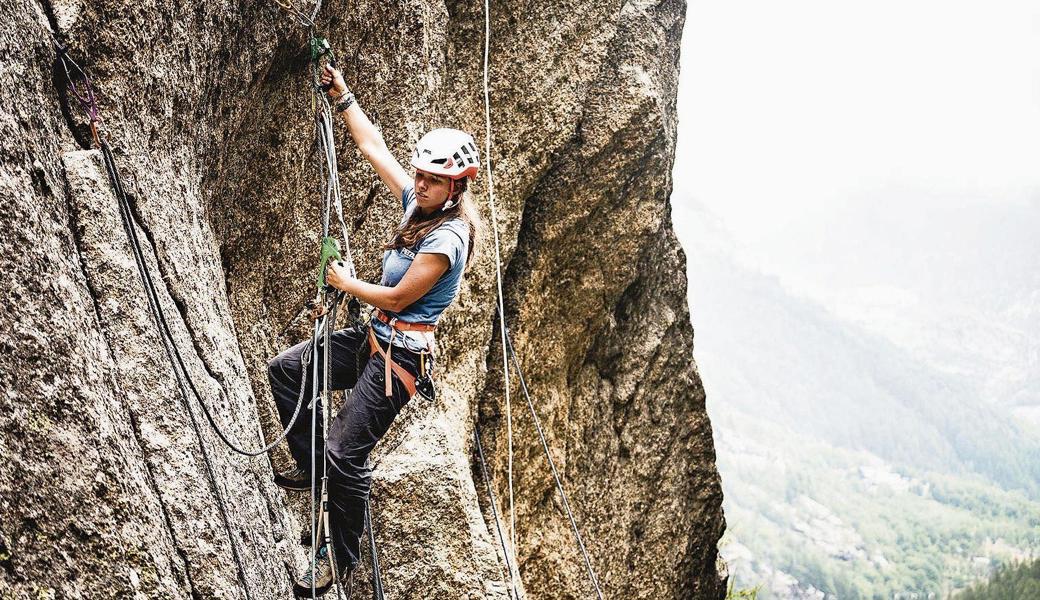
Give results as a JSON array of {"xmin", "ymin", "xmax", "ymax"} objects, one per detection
[{"xmin": 410, "ymin": 128, "xmax": 480, "ymax": 180}]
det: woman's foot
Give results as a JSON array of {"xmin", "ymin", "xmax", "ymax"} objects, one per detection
[
  {"xmin": 274, "ymin": 466, "xmax": 311, "ymax": 492},
  {"xmin": 292, "ymin": 545, "xmax": 352, "ymax": 598}
]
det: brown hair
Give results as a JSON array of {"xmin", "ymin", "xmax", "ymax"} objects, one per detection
[{"xmin": 384, "ymin": 177, "xmax": 484, "ymax": 269}]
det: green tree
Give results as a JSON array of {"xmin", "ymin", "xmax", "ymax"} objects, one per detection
[{"xmin": 956, "ymin": 558, "xmax": 1040, "ymax": 600}]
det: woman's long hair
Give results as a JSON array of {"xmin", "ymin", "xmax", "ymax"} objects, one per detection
[{"xmin": 384, "ymin": 176, "xmax": 484, "ymax": 270}]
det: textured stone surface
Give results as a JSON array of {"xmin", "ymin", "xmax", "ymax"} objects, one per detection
[{"xmin": 0, "ymin": 0, "xmax": 725, "ymax": 598}]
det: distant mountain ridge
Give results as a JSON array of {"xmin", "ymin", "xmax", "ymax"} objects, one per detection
[{"xmin": 675, "ymin": 197, "xmax": 1040, "ymax": 496}]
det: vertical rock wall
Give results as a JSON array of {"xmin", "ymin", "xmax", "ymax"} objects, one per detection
[{"xmin": 0, "ymin": 0, "xmax": 726, "ymax": 598}]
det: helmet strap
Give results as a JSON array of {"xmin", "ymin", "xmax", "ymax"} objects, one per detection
[{"xmin": 442, "ymin": 179, "xmax": 456, "ymax": 211}]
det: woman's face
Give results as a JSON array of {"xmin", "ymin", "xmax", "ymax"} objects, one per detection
[{"xmin": 414, "ymin": 170, "xmax": 452, "ymax": 212}]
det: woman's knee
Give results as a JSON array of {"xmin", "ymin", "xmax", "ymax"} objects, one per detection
[
  {"xmin": 268, "ymin": 342, "xmax": 306, "ymax": 385},
  {"xmin": 267, "ymin": 354, "xmax": 289, "ymax": 386},
  {"xmin": 327, "ymin": 435, "xmax": 371, "ymax": 475},
  {"xmin": 328, "ymin": 454, "xmax": 371, "ymax": 493}
]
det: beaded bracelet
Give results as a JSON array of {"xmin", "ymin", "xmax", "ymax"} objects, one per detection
[{"xmin": 334, "ymin": 92, "xmax": 356, "ymax": 113}]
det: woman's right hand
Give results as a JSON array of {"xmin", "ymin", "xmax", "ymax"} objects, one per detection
[{"xmin": 321, "ymin": 64, "xmax": 348, "ymax": 99}]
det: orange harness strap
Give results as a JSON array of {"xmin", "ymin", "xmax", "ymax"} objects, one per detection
[{"xmin": 369, "ymin": 309, "xmax": 435, "ymax": 398}]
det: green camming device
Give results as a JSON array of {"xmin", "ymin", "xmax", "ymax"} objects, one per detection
[
  {"xmin": 310, "ymin": 36, "xmax": 337, "ymax": 69},
  {"xmin": 316, "ymin": 235, "xmax": 341, "ymax": 291}
]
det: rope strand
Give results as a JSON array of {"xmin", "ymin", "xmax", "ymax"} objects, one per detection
[
  {"xmin": 102, "ymin": 141, "xmax": 255, "ymax": 600},
  {"xmin": 474, "ymin": 426, "xmax": 521, "ymax": 600},
  {"xmin": 478, "ymin": 7, "xmax": 602, "ymax": 597},
  {"xmin": 481, "ymin": 0, "xmax": 521, "ymax": 593},
  {"xmin": 307, "ymin": 37, "xmax": 380, "ymax": 596},
  {"xmin": 505, "ymin": 330, "xmax": 603, "ymax": 599}
]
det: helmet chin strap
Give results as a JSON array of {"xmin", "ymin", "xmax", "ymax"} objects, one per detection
[{"xmin": 442, "ymin": 178, "xmax": 457, "ymax": 211}]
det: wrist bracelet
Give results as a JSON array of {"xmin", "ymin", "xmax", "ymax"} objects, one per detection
[{"xmin": 335, "ymin": 92, "xmax": 356, "ymax": 113}]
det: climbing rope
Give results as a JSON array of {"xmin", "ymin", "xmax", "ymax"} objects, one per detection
[
  {"xmin": 59, "ymin": 8, "xmax": 601, "ymax": 596},
  {"xmin": 101, "ymin": 138, "xmax": 256, "ymax": 600},
  {"xmin": 365, "ymin": 504, "xmax": 386, "ymax": 600},
  {"xmin": 505, "ymin": 330, "xmax": 603, "ymax": 599},
  {"xmin": 479, "ymin": 0, "xmax": 521, "ymax": 594},
  {"xmin": 227, "ymin": 6, "xmax": 381, "ymax": 593},
  {"xmin": 304, "ymin": 34, "xmax": 350, "ymax": 600},
  {"xmin": 477, "ymin": 4, "xmax": 603, "ymax": 597},
  {"xmin": 58, "ymin": 39, "xmax": 313, "ymax": 457},
  {"xmin": 303, "ymin": 31, "xmax": 388, "ymax": 599},
  {"xmin": 312, "ymin": 289, "xmax": 343, "ymax": 600},
  {"xmin": 54, "ymin": 36, "xmax": 371, "ymax": 599},
  {"xmin": 55, "ymin": 41, "xmax": 258, "ymax": 598},
  {"xmin": 473, "ymin": 425, "xmax": 521, "ymax": 600}
]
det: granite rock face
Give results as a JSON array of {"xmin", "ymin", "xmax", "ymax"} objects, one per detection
[{"xmin": 0, "ymin": 0, "xmax": 726, "ymax": 598}]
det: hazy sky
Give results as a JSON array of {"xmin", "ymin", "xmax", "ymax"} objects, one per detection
[{"xmin": 672, "ymin": 0, "xmax": 1040, "ymax": 272}]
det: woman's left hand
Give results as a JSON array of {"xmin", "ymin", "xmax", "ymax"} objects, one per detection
[
  {"xmin": 325, "ymin": 260, "xmax": 352, "ymax": 292},
  {"xmin": 321, "ymin": 65, "xmax": 348, "ymax": 100}
]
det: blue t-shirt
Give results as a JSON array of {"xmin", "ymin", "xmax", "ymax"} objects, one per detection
[{"xmin": 371, "ymin": 185, "xmax": 468, "ymax": 352}]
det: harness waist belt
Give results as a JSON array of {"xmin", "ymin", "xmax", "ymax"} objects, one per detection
[
  {"xmin": 373, "ymin": 308, "xmax": 436, "ymax": 332},
  {"xmin": 370, "ymin": 309, "xmax": 435, "ymax": 398}
]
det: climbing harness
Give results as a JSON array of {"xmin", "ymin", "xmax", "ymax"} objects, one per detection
[
  {"xmin": 476, "ymin": 2, "xmax": 604, "ymax": 597},
  {"xmin": 55, "ymin": 39, "xmax": 257, "ymax": 599},
  {"xmin": 368, "ymin": 308, "xmax": 436, "ymax": 399}
]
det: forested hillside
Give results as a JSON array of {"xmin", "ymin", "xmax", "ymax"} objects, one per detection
[
  {"xmin": 673, "ymin": 197, "xmax": 1040, "ymax": 598},
  {"xmin": 955, "ymin": 558, "xmax": 1040, "ymax": 600}
]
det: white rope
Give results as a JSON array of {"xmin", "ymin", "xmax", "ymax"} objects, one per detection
[
  {"xmin": 482, "ymin": 0, "xmax": 521, "ymax": 594},
  {"xmin": 506, "ymin": 333, "xmax": 604, "ymax": 599}
]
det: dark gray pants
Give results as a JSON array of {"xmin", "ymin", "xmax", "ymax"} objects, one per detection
[{"xmin": 267, "ymin": 324, "xmax": 421, "ymax": 569}]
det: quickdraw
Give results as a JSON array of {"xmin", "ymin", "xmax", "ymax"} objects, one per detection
[
  {"xmin": 270, "ymin": 0, "xmax": 323, "ymax": 28},
  {"xmin": 54, "ymin": 39, "xmax": 101, "ymax": 147}
]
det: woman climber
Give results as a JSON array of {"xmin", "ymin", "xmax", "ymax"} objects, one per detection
[{"xmin": 267, "ymin": 63, "xmax": 483, "ymax": 597}]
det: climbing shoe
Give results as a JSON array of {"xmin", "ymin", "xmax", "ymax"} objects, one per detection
[
  {"xmin": 292, "ymin": 545, "xmax": 352, "ymax": 598},
  {"xmin": 274, "ymin": 466, "xmax": 311, "ymax": 492}
]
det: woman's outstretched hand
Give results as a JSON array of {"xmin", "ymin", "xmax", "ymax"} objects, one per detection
[{"xmin": 321, "ymin": 65, "xmax": 348, "ymax": 100}]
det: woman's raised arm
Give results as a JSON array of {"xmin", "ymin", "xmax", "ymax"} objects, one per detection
[{"xmin": 321, "ymin": 65, "xmax": 411, "ymax": 201}]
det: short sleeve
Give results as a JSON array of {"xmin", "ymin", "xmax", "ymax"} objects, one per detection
[
  {"xmin": 417, "ymin": 224, "xmax": 466, "ymax": 270},
  {"xmin": 402, "ymin": 185, "xmax": 417, "ymax": 212}
]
